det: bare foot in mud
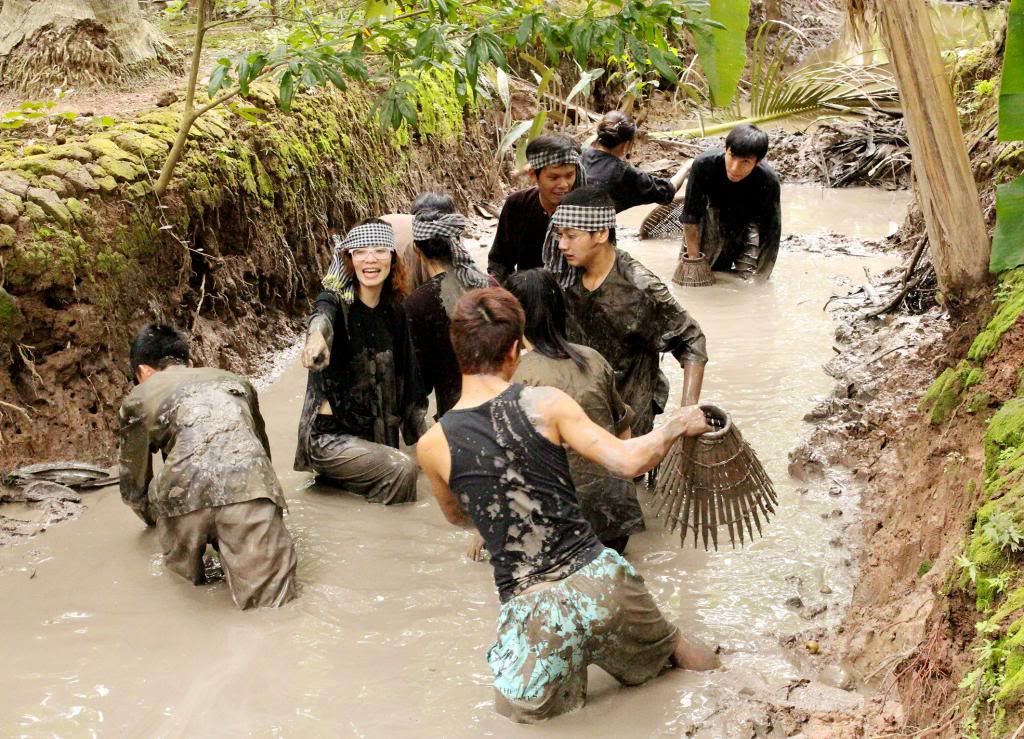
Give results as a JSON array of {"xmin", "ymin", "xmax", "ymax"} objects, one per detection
[{"xmin": 671, "ymin": 633, "xmax": 721, "ymax": 671}]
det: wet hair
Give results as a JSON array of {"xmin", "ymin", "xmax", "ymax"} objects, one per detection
[
  {"xmin": 343, "ymin": 217, "xmax": 408, "ymax": 302},
  {"xmin": 506, "ymin": 269, "xmax": 587, "ymax": 373},
  {"xmin": 412, "ymin": 209, "xmax": 456, "ymax": 263},
  {"xmin": 411, "ymin": 192, "xmax": 456, "ymax": 215},
  {"xmin": 725, "ymin": 123, "xmax": 769, "ymax": 161},
  {"xmin": 130, "ymin": 323, "xmax": 190, "ymax": 375},
  {"xmin": 595, "ymin": 110, "xmax": 637, "ymax": 148},
  {"xmin": 557, "ymin": 186, "xmax": 617, "ymax": 244},
  {"xmin": 450, "ymin": 287, "xmax": 525, "ymax": 375},
  {"xmin": 525, "ymin": 133, "xmax": 581, "ymax": 172}
]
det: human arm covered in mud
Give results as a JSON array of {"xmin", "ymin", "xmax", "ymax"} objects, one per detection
[
  {"xmin": 680, "ymin": 154, "xmax": 710, "ymax": 259},
  {"xmin": 417, "ymin": 424, "xmax": 473, "ymax": 528},
  {"xmin": 753, "ymin": 175, "xmax": 782, "ymax": 281},
  {"xmin": 117, "ymin": 401, "xmax": 156, "ymax": 527},
  {"xmin": 301, "ymin": 292, "xmax": 338, "ymax": 371},
  {"xmin": 648, "ymin": 279, "xmax": 708, "ymax": 405},
  {"xmin": 245, "ymin": 381, "xmax": 273, "ymax": 460},
  {"xmin": 523, "ymin": 386, "xmax": 710, "ymax": 479}
]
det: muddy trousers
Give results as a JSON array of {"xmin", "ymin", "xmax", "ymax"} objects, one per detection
[
  {"xmin": 308, "ymin": 431, "xmax": 418, "ymax": 505},
  {"xmin": 700, "ymin": 208, "xmax": 762, "ymax": 279},
  {"xmin": 157, "ymin": 499, "xmax": 297, "ymax": 610}
]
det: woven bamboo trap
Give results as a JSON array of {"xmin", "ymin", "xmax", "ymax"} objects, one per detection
[
  {"xmin": 653, "ymin": 404, "xmax": 777, "ymax": 550},
  {"xmin": 639, "ymin": 200, "xmax": 687, "ymax": 239},
  {"xmin": 673, "ymin": 253, "xmax": 715, "ymax": 287}
]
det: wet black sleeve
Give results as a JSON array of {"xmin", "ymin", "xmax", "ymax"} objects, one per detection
[
  {"xmin": 117, "ymin": 399, "xmax": 156, "ymax": 527},
  {"xmin": 680, "ymin": 156, "xmax": 712, "ymax": 225},
  {"xmin": 313, "ymin": 290, "xmax": 340, "ymax": 325},
  {"xmin": 395, "ymin": 307, "xmax": 428, "ymax": 445},
  {"xmin": 245, "ymin": 380, "xmax": 273, "ymax": 461},
  {"xmin": 755, "ymin": 175, "xmax": 783, "ymax": 280},
  {"xmin": 648, "ymin": 281, "xmax": 709, "ymax": 366},
  {"xmin": 488, "ymin": 201, "xmax": 518, "ymax": 282},
  {"xmin": 618, "ymin": 164, "xmax": 677, "ymax": 211}
]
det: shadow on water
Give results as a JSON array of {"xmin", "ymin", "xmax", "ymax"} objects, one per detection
[{"xmin": 0, "ymin": 185, "xmax": 910, "ymax": 736}]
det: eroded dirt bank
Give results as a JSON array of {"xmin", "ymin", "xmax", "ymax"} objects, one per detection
[{"xmin": 0, "ymin": 73, "xmax": 502, "ymax": 470}]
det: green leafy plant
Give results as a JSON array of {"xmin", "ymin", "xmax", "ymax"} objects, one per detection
[{"xmin": 0, "ymin": 91, "xmax": 78, "ymax": 133}]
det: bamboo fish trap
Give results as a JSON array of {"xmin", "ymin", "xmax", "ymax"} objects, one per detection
[
  {"xmin": 639, "ymin": 201, "xmax": 687, "ymax": 239},
  {"xmin": 653, "ymin": 405, "xmax": 777, "ymax": 550},
  {"xmin": 672, "ymin": 253, "xmax": 715, "ymax": 287}
]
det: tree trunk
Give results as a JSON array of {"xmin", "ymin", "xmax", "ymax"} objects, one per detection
[
  {"xmin": 0, "ymin": 0, "xmax": 179, "ymax": 93},
  {"xmin": 875, "ymin": 0, "xmax": 990, "ymax": 301}
]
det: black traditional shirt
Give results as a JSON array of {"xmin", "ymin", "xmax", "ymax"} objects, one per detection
[
  {"xmin": 118, "ymin": 366, "xmax": 286, "ymax": 525},
  {"xmin": 294, "ymin": 292, "xmax": 427, "ymax": 471},
  {"xmin": 567, "ymin": 249, "xmax": 707, "ymax": 436},
  {"xmin": 581, "ymin": 147, "xmax": 676, "ymax": 213},
  {"xmin": 404, "ymin": 272, "xmax": 464, "ymax": 418},
  {"xmin": 487, "ymin": 187, "xmax": 550, "ymax": 283}
]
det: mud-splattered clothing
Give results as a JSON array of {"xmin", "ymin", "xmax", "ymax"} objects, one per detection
[
  {"xmin": 439, "ymin": 384, "xmax": 603, "ymax": 602},
  {"xmin": 581, "ymin": 148, "xmax": 676, "ymax": 213},
  {"xmin": 566, "ymin": 249, "xmax": 707, "ymax": 436},
  {"xmin": 405, "ymin": 271, "xmax": 468, "ymax": 417},
  {"xmin": 294, "ymin": 292, "xmax": 426, "ymax": 504},
  {"xmin": 490, "ymin": 547, "xmax": 678, "ymax": 723},
  {"xmin": 488, "ymin": 187, "xmax": 550, "ymax": 283},
  {"xmin": 381, "ymin": 213, "xmax": 432, "ymax": 291},
  {"xmin": 512, "ymin": 347, "xmax": 644, "ymax": 543},
  {"xmin": 158, "ymin": 498, "xmax": 296, "ymax": 609},
  {"xmin": 118, "ymin": 365, "xmax": 287, "ymax": 524},
  {"xmin": 681, "ymin": 149, "xmax": 782, "ymax": 279}
]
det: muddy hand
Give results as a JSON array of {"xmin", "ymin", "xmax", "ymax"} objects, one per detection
[
  {"xmin": 302, "ymin": 329, "xmax": 330, "ymax": 370},
  {"xmin": 671, "ymin": 405, "xmax": 711, "ymax": 438},
  {"xmin": 467, "ymin": 534, "xmax": 487, "ymax": 562}
]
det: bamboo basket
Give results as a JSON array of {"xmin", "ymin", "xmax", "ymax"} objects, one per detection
[
  {"xmin": 653, "ymin": 404, "xmax": 777, "ymax": 550},
  {"xmin": 672, "ymin": 254, "xmax": 715, "ymax": 287},
  {"xmin": 640, "ymin": 201, "xmax": 687, "ymax": 239}
]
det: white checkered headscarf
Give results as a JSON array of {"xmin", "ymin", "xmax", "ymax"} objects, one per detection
[
  {"xmin": 545, "ymin": 204, "xmax": 617, "ymax": 287},
  {"xmin": 411, "ymin": 212, "xmax": 488, "ymax": 290},
  {"xmin": 323, "ymin": 221, "xmax": 396, "ymax": 303}
]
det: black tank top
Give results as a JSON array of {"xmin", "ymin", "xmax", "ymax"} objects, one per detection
[{"xmin": 440, "ymin": 384, "xmax": 603, "ymax": 602}]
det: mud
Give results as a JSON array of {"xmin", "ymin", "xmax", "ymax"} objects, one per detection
[{"xmin": 0, "ymin": 183, "xmax": 913, "ymax": 735}]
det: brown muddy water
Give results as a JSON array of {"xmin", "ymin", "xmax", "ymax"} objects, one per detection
[{"xmin": 0, "ymin": 185, "xmax": 910, "ymax": 737}]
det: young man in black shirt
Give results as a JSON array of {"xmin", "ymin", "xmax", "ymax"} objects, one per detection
[{"xmin": 676, "ymin": 123, "xmax": 782, "ymax": 282}]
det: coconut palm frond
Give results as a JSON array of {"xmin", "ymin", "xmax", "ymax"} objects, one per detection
[{"xmin": 652, "ymin": 22, "xmax": 898, "ymax": 140}]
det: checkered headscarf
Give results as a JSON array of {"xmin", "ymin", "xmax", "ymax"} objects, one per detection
[
  {"xmin": 411, "ymin": 212, "xmax": 488, "ymax": 290},
  {"xmin": 323, "ymin": 221, "xmax": 396, "ymax": 303},
  {"xmin": 529, "ymin": 144, "xmax": 589, "ymax": 290},
  {"xmin": 527, "ymin": 147, "xmax": 581, "ymax": 172},
  {"xmin": 543, "ymin": 201, "xmax": 616, "ymax": 288}
]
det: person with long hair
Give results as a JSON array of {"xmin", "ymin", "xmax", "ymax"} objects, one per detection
[
  {"xmin": 294, "ymin": 218, "xmax": 427, "ymax": 505},
  {"xmin": 582, "ymin": 110, "xmax": 689, "ymax": 212},
  {"xmin": 508, "ymin": 269, "xmax": 642, "ymax": 553}
]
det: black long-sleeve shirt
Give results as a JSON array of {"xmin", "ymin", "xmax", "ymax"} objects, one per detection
[
  {"xmin": 581, "ymin": 147, "xmax": 676, "ymax": 212},
  {"xmin": 487, "ymin": 187, "xmax": 549, "ymax": 282}
]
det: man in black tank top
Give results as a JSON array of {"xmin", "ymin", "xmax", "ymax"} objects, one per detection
[{"xmin": 417, "ymin": 287, "xmax": 720, "ymax": 723}]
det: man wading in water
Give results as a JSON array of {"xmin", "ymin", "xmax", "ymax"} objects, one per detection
[
  {"xmin": 417, "ymin": 287, "xmax": 720, "ymax": 723},
  {"xmin": 295, "ymin": 219, "xmax": 426, "ymax": 504},
  {"xmin": 546, "ymin": 187, "xmax": 708, "ymax": 443},
  {"xmin": 404, "ymin": 199, "xmax": 491, "ymax": 417},
  {"xmin": 118, "ymin": 323, "xmax": 297, "ymax": 609},
  {"xmin": 675, "ymin": 123, "xmax": 782, "ymax": 282},
  {"xmin": 487, "ymin": 133, "xmax": 584, "ymax": 283}
]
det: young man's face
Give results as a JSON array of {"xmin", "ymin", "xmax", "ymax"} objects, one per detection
[
  {"xmin": 349, "ymin": 247, "xmax": 393, "ymax": 289},
  {"xmin": 724, "ymin": 148, "xmax": 759, "ymax": 183},
  {"xmin": 557, "ymin": 227, "xmax": 608, "ymax": 270},
  {"xmin": 532, "ymin": 163, "xmax": 577, "ymax": 209}
]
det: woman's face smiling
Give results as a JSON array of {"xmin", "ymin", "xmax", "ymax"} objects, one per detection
[{"xmin": 349, "ymin": 246, "xmax": 393, "ymax": 288}]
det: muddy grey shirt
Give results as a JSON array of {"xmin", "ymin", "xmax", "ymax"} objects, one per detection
[
  {"xmin": 513, "ymin": 346, "xmax": 644, "ymax": 542},
  {"xmin": 118, "ymin": 366, "xmax": 286, "ymax": 525},
  {"xmin": 567, "ymin": 249, "xmax": 707, "ymax": 435},
  {"xmin": 440, "ymin": 384, "xmax": 604, "ymax": 602}
]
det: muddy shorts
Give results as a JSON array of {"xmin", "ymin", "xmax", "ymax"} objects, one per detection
[
  {"xmin": 158, "ymin": 498, "xmax": 297, "ymax": 610},
  {"xmin": 487, "ymin": 548, "xmax": 679, "ymax": 723},
  {"xmin": 308, "ymin": 430, "xmax": 418, "ymax": 505}
]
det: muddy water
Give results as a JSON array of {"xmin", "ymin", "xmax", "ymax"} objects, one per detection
[{"xmin": 0, "ymin": 185, "xmax": 909, "ymax": 737}]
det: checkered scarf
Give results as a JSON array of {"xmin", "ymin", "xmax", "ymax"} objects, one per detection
[
  {"xmin": 323, "ymin": 221, "xmax": 396, "ymax": 303},
  {"xmin": 543, "ymin": 201, "xmax": 619, "ymax": 289},
  {"xmin": 527, "ymin": 147, "xmax": 581, "ymax": 172},
  {"xmin": 411, "ymin": 212, "xmax": 488, "ymax": 290}
]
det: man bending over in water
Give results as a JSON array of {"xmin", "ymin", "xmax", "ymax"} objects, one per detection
[
  {"xmin": 417, "ymin": 287, "xmax": 720, "ymax": 723},
  {"xmin": 118, "ymin": 323, "xmax": 296, "ymax": 610}
]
